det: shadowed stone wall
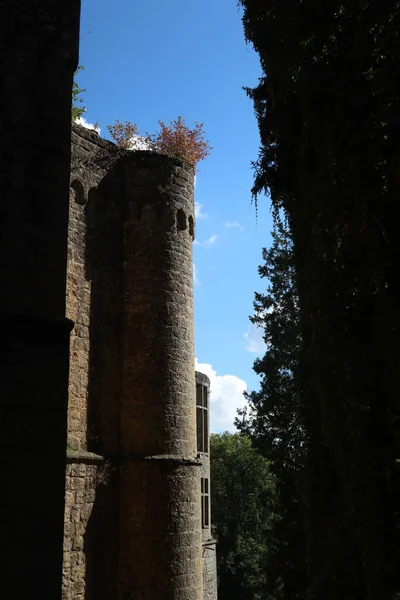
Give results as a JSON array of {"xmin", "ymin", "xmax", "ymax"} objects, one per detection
[
  {"xmin": 203, "ymin": 547, "xmax": 218, "ymax": 600},
  {"xmin": 119, "ymin": 152, "xmax": 203, "ymax": 599},
  {"xmin": 63, "ymin": 452, "xmax": 102, "ymax": 600},
  {"xmin": 63, "ymin": 125, "xmax": 123, "ymax": 600},
  {"xmin": 0, "ymin": 2, "xmax": 80, "ymax": 597},
  {"xmin": 64, "ymin": 125, "xmax": 204, "ymax": 599},
  {"xmin": 67, "ymin": 126, "xmax": 123, "ymax": 455}
]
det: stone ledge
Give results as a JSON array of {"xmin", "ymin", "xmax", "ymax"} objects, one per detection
[
  {"xmin": 66, "ymin": 449, "xmax": 105, "ymax": 463},
  {"xmin": 119, "ymin": 453, "xmax": 202, "ymax": 467},
  {"xmin": 66, "ymin": 451, "xmax": 202, "ymax": 467},
  {"xmin": 202, "ymin": 538, "xmax": 217, "ymax": 548}
]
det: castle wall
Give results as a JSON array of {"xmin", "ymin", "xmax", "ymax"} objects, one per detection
[
  {"xmin": 67, "ymin": 127, "xmax": 124, "ymax": 454},
  {"xmin": 0, "ymin": 2, "xmax": 80, "ymax": 596},
  {"xmin": 63, "ymin": 454, "xmax": 101, "ymax": 600},
  {"xmin": 65, "ymin": 125, "xmax": 204, "ymax": 599},
  {"xmin": 203, "ymin": 546, "xmax": 218, "ymax": 600},
  {"xmin": 67, "ymin": 179, "xmax": 92, "ymax": 450},
  {"xmin": 119, "ymin": 152, "xmax": 203, "ymax": 599},
  {"xmin": 63, "ymin": 126, "xmax": 124, "ymax": 599}
]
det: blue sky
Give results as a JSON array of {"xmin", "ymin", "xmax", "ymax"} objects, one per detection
[{"xmin": 77, "ymin": 0, "xmax": 273, "ymax": 432}]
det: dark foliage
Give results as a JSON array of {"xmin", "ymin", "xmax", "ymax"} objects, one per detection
[
  {"xmin": 238, "ymin": 1, "xmax": 400, "ymax": 599},
  {"xmin": 236, "ymin": 217, "xmax": 307, "ymax": 600}
]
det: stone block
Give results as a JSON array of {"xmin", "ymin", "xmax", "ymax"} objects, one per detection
[{"xmin": 72, "ymin": 535, "xmax": 84, "ymax": 551}]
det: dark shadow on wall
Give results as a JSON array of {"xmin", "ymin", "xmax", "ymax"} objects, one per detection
[
  {"xmin": 84, "ymin": 167, "xmax": 124, "ymax": 456},
  {"xmin": 84, "ymin": 464, "xmax": 119, "ymax": 600},
  {"xmin": 82, "ymin": 158, "xmax": 126, "ymax": 599}
]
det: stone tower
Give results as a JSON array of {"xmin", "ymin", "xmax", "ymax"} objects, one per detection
[
  {"xmin": 63, "ymin": 125, "xmax": 203, "ymax": 599},
  {"xmin": 196, "ymin": 372, "xmax": 218, "ymax": 600},
  {"xmin": 0, "ymin": 2, "xmax": 80, "ymax": 597},
  {"xmin": 119, "ymin": 151, "xmax": 203, "ymax": 599}
]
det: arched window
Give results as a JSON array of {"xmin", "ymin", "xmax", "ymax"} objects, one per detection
[{"xmin": 70, "ymin": 178, "xmax": 85, "ymax": 205}]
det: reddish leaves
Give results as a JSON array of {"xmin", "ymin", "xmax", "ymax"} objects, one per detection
[
  {"xmin": 107, "ymin": 116, "xmax": 212, "ymax": 169},
  {"xmin": 147, "ymin": 117, "xmax": 212, "ymax": 169}
]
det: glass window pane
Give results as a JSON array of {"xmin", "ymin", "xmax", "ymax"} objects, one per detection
[
  {"xmin": 204, "ymin": 387, "xmax": 208, "ymax": 409},
  {"xmin": 196, "ymin": 383, "xmax": 202, "ymax": 407},
  {"xmin": 197, "ymin": 406, "xmax": 203, "ymax": 452},
  {"xmin": 204, "ymin": 495, "xmax": 209, "ymax": 527},
  {"xmin": 203, "ymin": 408, "xmax": 209, "ymax": 454}
]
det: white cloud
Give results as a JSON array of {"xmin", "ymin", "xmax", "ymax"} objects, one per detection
[
  {"xmin": 244, "ymin": 322, "xmax": 266, "ymax": 354},
  {"xmin": 128, "ymin": 136, "xmax": 153, "ymax": 151},
  {"xmin": 193, "ymin": 262, "xmax": 199, "ymax": 285},
  {"xmin": 75, "ymin": 116, "xmax": 101, "ymax": 134},
  {"xmin": 194, "ymin": 233, "xmax": 218, "ymax": 247},
  {"xmin": 195, "ymin": 358, "xmax": 247, "ymax": 433},
  {"xmin": 195, "ymin": 202, "xmax": 207, "ymax": 219},
  {"xmin": 205, "ymin": 234, "xmax": 218, "ymax": 245},
  {"xmin": 225, "ymin": 221, "xmax": 244, "ymax": 231}
]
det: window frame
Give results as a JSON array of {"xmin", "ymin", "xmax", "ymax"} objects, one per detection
[
  {"xmin": 201, "ymin": 477, "xmax": 210, "ymax": 529},
  {"xmin": 196, "ymin": 383, "xmax": 209, "ymax": 454}
]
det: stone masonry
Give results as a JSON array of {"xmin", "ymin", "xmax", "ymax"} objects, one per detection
[
  {"xmin": 63, "ymin": 124, "xmax": 218, "ymax": 599},
  {"xmin": 1, "ymin": 3, "xmax": 218, "ymax": 597},
  {"xmin": 63, "ymin": 454, "xmax": 101, "ymax": 600},
  {"xmin": 119, "ymin": 145, "xmax": 202, "ymax": 599},
  {"xmin": 0, "ymin": 2, "xmax": 80, "ymax": 597}
]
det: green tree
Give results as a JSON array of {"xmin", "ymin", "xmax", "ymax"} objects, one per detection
[
  {"xmin": 236, "ymin": 215, "xmax": 307, "ymax": 600},
  {"xmin": 211, "ymin": 433, "xmax": 275, "ymax": 600},
  {"xmin": 72, "ymin": 65, "xmax": 86, "ymax": 122},
  {"xmin": 238, "ymin": 1, "xmax": 400, "ymax": 599}
]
